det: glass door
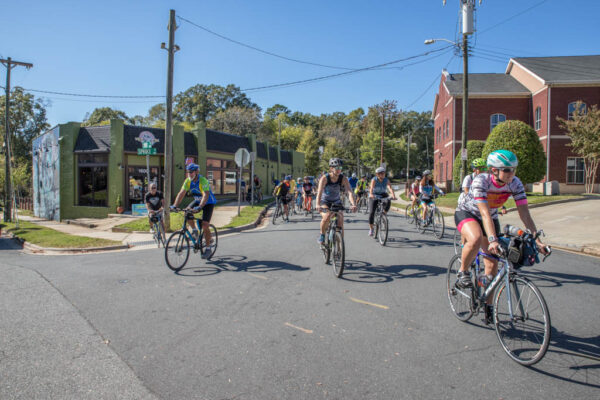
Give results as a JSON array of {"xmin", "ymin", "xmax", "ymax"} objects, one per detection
[{"xmin": 127, "ymin": 166, "xmax": 162, "ymax": 210}]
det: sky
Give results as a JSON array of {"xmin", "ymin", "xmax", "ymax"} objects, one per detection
[{"xmin": 2, "ymin": 0, "xmax": 599, "ymax": 127}]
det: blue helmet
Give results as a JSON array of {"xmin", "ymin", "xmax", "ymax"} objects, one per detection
[{"xmin": 186, "ymin": 163, "xmax": 199, "ymax": 172}]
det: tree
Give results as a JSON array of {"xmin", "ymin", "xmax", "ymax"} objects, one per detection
[
  {"xmin": 208, "ymin": 106, "xmax": 261, "ymax": 137},
  {"xmin": 297, "ymin": 128, "xmax": 320, "ymax": 175},
  {"xmin": 144, "ymin": 103, "xmax": 166, "ymax": 126},
  {"xmin": 264, "ymin": 104, "xmax": 290, "ymax": 120},
  {"xmin": 359, "ymin": 130, "xmax": 406, "ymax": 175},
  {"xmin": 481, "ymin": 120, "xmax": 546, "ymax": 184},
  {"xmin": 558, "ymin": 102, "xmax": 600, "ymax": 193},
  {"xmin": 174, "ymin": 84, "xmax": 260, "ymax": 124},
  {"xmin": 280, "ymin": 126, "xmax": 305, "ymax": 151},
  {"xmin": 453, "ymin": 140, "xmax": 486, "ymax": 187},
  {"xmin": 82, "ymin": 107, "xmax": 130, "ymax": 126}
]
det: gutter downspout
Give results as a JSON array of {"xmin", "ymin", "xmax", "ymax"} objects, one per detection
[{"xmin": 546, "ymin": 86, "xmax": 551, "ymax": 193}]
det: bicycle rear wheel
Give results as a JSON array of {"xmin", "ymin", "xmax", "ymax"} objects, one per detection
[
  {"xmin": 378, "ymin": 214, "xmax": 388, "ymax": 246},
  {"xmin": 494, "ymin": 275, "xmax": 551, "ymax": 366},
  {"xmin": 416, "ymin": 213, "xmax": 426, "ymax": 234},
  {"xmin": 165, "ymin": 231, "xmax": 190, "ymax": 271},
  {"xmin": 405, "ymin": 204, "xmax": 414, "ymax": 224},
  {"xmin": 272, "ymin": 203, "xmax": 280, "ymax": 225},
  {"xmin": 432, "ymin": 208, "xmax": 445, "ymax": 239},
  {"xmin": 322, "ymin": 238, "xmax": 331, "ymax": 264},
  {"xmin": 446, "ymin": 254, "xmax": 474, "ymax": 322},
  {"xmin": 199, "ymin": 224, "xmax": 218, "ymax": 260},
  {"xmin": 453, "ymin": 229, "xmax": 462, "ymax": 255},
  {"xmin": 332, "ymin": 231, "xmax": 345, "ymax": 278}
]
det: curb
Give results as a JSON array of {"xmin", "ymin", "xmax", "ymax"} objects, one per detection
[
  {"xmin": 217, "ymin": 201, "xmax": 275, "ymax": 236},
  {"xmin": 2, "ymin": 233, "xmax": 130, "ymax": 254}
]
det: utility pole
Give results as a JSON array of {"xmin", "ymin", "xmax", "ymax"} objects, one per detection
[
  {"xmin": 460, "ymin": 31, "xmax": 469, "ymax": 182},
  {"xmin": 1, "ymin": 57, "xmax": 33, "ymax": 223},
  {"xmin": 380, "ymin": 113, "xmax": 384, "ymax": 166},
  {"xmin": 162, "ymin": 9, "xmax": 178, "ymax": 231},
  {"xmin": 425, "ymin": 133, "xmax": 430, "ymax": 170},
  {"xmin": 406, "ymin": 131, "xmax": 413, "ymax": 184}
]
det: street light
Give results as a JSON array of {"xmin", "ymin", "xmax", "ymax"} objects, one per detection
[{"xmin": 425, "ymin": 35, "xmax": 470, "ymax": 184}]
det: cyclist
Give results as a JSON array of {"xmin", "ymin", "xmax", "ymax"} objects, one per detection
[
  {"xmin": 171, "ymin": 163, "xmax": 217, "ymax": 259},
  {"xmin": 419, "ymin": 170, "xmax": 444, "ymax": 226},
  {"xmin": 302, "ymin": 176, "xmax": 313, "ymax": 211},
  {"xmin": 354, "ymin": 175, "xmax": 368, "ymax": 206},
  {"xmin": 348, "ymin": 173, "xmax": 358, "ymax": 191},
  {"xmin": 409, "ymin": 175, "xmax": 422, "ymax": 210},
  {"xmin": 145, "ymin": 182, "xmax": 165, "ymax": 241},
  {"xmin": 294, "ymin": 177, "xmax": 303, "ymax": 210},
  {"xmin": 368, "ymin": 167, "xmax": 397, "ymax": 236},
  {"xmin": 316, "ymin": 158, "xmax": 357, "ymax": 244},
  {"xmin": 454, "ymin": 150, "xmax": 549, "ymax": 323},
  {"xmin": 273, "ymin": 175, "xmax": 291, "ymax": 222}
]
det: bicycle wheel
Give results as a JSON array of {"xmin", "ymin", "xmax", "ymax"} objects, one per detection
[
  {"xmin": 494, "ymin": 275, "xmax": 551, "ymax": 366},
  {"xmin": 453, "ymin": 229, "xmax": 462, "ymax": 255},
  {"xmin": 446, "ymin": 254, "xmax": 474, "ymax": 322},
  {"xmin": 373, "ymin": 214, "xmax": 380, "ymax": 240},
  {"xmin": 199, "ymin": 224, "xmax": 218, "ymax": 260},
  {"xmin": 378, "ymin": 214, "xmax": 388, "ymax": 246},
  {"xmin": 151, "ymin": 224, "xmax": 160, "ymax": 247},
  {"xmin": 332, "ymin": 231, "xmax": 345, "ymax": 278},
  {"xmin": 432, "ymin": 208, "xmax": 445, "ymax": 239},
  {"xmin": 416, "ymin": 213, "xmax": 426, "ymax": 234},
  {"xmin": 272, "ymin": 203, "xmax": 280, "ymax": 225},
  {"xmin": 322, "ymin": 236, "xmax": 331, "ymax": 264},
  {"xmin": 165, "ymin": 231, "xmax": 190, "ymax": 271},
  {"xmin": 404, "ymin": 204, "xmax": 414, "ymax": 224}
]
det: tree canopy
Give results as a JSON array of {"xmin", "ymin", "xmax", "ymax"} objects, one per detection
[{"xmin": 82, "ymin": 107, "xmax": 130, "ymax": 126}]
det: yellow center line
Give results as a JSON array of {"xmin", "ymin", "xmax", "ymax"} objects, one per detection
[
  {"xmin": 247, "ymin": 272, "xmax": 268, "ymax": 280},
  {"xmin": 349, "ymin": 297, "xmax": 389, "ymax": 310},
  {"xmin": 284, "ymin": 322, "xmax": 313, "ymax": 334}
]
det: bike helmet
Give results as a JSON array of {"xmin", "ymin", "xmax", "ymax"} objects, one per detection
[
  {"xmin": 422, "ymin": 169, "xmax": 431, "ymax": 176},
  {"xmin": 487, "ymin": 150, "xmax": 518, "ymax": 168},
  {"xmin": 471, "ymin": 158, "xmax": 487, "ymax": 170},
  {"xmin": 415, "ymin": 175, "xmax": 422, "ymax": 181},
  {"xmin": 329, "ymin": 158, "xmax": 342, "ymax": 168},
  {"xmin": 285, "ymin": 175, "xmax": 292, "ymax": 180},
  {"xmin": 352, "ymin": 173, "xmax": 357, "ymax": 178},
  {"xmin": 375, "ymin": 167, "xmax": 385, "ymax": 174},
  {"xmin": 186, "ymin": 163, "xmax": 199, "ymax": 172},
  {"xmin": 304, "ymin": 176, "xmax": 309, "ymax": 180}
]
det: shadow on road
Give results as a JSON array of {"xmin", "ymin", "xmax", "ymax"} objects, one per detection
[
  {"xmin": 524, "ymin": 269, "xmax": 600, "ymax": 288},
  {"xmin": 0, "ymin": 237, "xmax": 23, "ymax": 251},
  {"xmin": 175, "ymin": 255, "xmax": 309, "ymax": 277},
  {"xmin": 529, "ymin": 327, "xmax": 600, "ymax": 388},
  {"xmin": 340, "ymin": 260, "xmax": 446, "ymax": 283}
]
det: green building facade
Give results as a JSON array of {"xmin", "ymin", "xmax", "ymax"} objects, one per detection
[{"xmin": 32, "ymin": 120, "xmax": 305, "ymax": 221}]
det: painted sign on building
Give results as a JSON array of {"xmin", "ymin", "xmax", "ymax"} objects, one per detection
[{"xmin": 32, "ymin": 127, "xmax": 60, "ymax": 221}]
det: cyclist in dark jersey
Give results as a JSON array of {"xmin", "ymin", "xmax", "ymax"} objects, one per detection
[
  {"xmin": 273, "ymin": 176, "xmax": 291, "ymax": 221},
  {"xmin": 315, "ymin": 158, "xmax": 357, "ymax": 244},
  {"xmin": 302, "ymin": 176, "xmax": 313, "ymax": 211}
]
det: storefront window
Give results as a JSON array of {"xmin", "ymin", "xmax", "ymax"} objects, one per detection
[
  {"xmin": 127, "ymin": 166, "xmax": 162, "ymax": 208},
  {"xmin": 206, "ymin": 158, "xmax": 247, "ymax": 195},
  {"xmin": 78, "ymin": 154, "xmax": 108, "ymax": 207},
  {"xmin": 223, "ymin": 171, "xmax": 237, "ymax": 194}
]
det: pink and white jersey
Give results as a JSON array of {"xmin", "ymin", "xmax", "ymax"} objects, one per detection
[{"xmin": 458, "ymin": 173, "xmax": 527, "ymax": 218}]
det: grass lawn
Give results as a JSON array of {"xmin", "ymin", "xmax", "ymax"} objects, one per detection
[
  {"xmin": 1, "ymin": 220, "xmax": 121, "ymax": 248},
  {"xmin": 17, "ymin": 208, "xmax": 34, "ymax": 217},
  {"xmin": 115, "ymin": 198, "xmax": 273, "ymax": 232},
  {"xmin": 221, "ymin": 199, "xmax": 274, "ymax": 228},
  {"xmin": 399, "ymin": 192, "xmax": 584, "ymax": 210}
]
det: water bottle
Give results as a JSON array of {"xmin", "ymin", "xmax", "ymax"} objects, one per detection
[
  {"xmin": 477, "ymin": 273, "xmax": 493, "ymax": 288},
  {"xmin": 504, "ymin": 225, "xmax": 522, "ymax": 237},
  {"xmin": 328, "ymin": 229, "xmax": 334, "ymax": 242}
]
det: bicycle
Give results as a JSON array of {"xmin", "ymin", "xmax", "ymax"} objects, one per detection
[
  {"xmin": 404, "ymin": 203, "xmax": 417, "ymax": 224},
  {"xmin": 304, "ymin": 194, "xmax": 314, "ymax": 220},
  {"xmin": 164, "ymin": 208, "xmax": 218, "ymax": 271},
  {"xmin": 446, "ymin": 226, "xmax": 552, "ymax": 365},
  {"xmin": 356, "ymin": 192, "xmax": 368, "ymax": 214},
  {"xmin": 271, "ymin": 196, "xmax": 289, "ymax": 224},
  {"xmin": 294, "ymin": 193, "xmax": 303, "ymax": 215},
  {"xmin": 320, "ymin": 204, "xmax": 346, "ymax": 278},
  {"xmin": 149, "ymin": 211, "xmax": 165, "ymax": 248},
  {"xmin": 415, "ymin": 195, "xmax": 445, "ymax": 239},
  {"xmin": 372, "ymin": 196, "xmax": 390, "ymax": 246}
]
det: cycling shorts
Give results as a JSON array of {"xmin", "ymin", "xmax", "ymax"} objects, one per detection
[
  {"xmin": 320, "ymin": 200, "xmax": 343, "ymax": 212},
  {"xmin": 420, "ymin": 198, "xmax": 434, "ymax": 206},
  {"xmin": 454, "ymin": 209, "xmax": 500, "ymax": 237},
  {"xmin": 278, "ymin": 195, "xmax": 290, "ymax": 205},
  {"xmin": 187, "ymin": 201, "xmax": 215, "ymax": 223}
]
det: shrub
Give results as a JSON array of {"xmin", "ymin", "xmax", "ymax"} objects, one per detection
[
  {"xmin": 453, "ymin": 140, "xmax": 485, "ymax": 188},
  {"xmin": 482, "ymin": 120, "xmax": 546, "ymax": 184}
]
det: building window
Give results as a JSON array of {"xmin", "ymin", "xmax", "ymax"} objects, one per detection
[
  {"xmin": 490, "ymin": 114, "xmax": 506, "ymax": 132},
  {"xmin": 445, "ymin": 161, "xmax": 448, "ymax": 180},
  {"xmin": 566, "ymin": 157, "xmax": 585, "ymax": 184},
  {"xmin": 568, "ymin": 102, "xmax": 587, "ymax": 120},
  {"xmin": 535, "ymin": 107, "xmax": 542, "ymax": 131},
  {"xmin": 440, "ymin": 162, "xmax": 444, "ymax": 182},
  {"xmin": 206, "ymin": 157, "xmax": 248, "ymax": 195},
  {"xmin": 78, "ymin": 153, "xmax": 108, "ymax": 207},
  {"xmin": 446, "ymin": 119, "xmax": 450, "ymax": 139}
]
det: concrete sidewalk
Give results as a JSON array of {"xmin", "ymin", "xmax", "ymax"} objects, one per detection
[{"xmin": 392, "ymin": 190, "xmax": 600, "ymax": 257}]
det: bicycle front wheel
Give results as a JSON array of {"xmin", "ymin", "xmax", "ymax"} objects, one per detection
[
  {"xmin": 432, "ymin": 208, "xmax": 445, "ymax": 239},
  {"xmin": 332, "ymin": 231, "xmax": 345, "ymax": 278},
  {"xmin": 272, "ymin": 204, "xmax": 279, "ymax": 225},
  {"xmin": 405, "ymin": 204, "xmax": 414, "ymax": 224},
  {"xmin": 165, "ymin": 231, "xmax": 190, "ymax": 271},
  {"xmin": 494, "ymin": 275, "xmax": 551, "ymax": 366},
  {"xmin": 453, "ymin": 229, "xmax": 461, "ymax": 255},
  {"xmin": 378, "ymin": 215, "xmax": 388, "ymax": 246},
  {"xmin": 199, "ymin": 224, "xmax": 218, "ymax": 260},
  {"xmin": 446, "ymin": 254, "xmax": 474, "ymax": 322}
]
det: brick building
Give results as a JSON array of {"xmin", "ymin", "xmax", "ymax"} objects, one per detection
[{"xmin": 432, "ymin": 55, "xmax": 600, "ymax": 193}]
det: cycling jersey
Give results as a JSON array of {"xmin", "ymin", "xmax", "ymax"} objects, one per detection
[
  {"xmin": 302, "ymin": 182, "xmax": 313, "ymax": 193},
  {"xmin": 457, "ymin": 172, "xmax": 527, "ymax": 219},
  {"xmin": 275, "ymin": 182, "xmax": 290, "ymax": 197},
  {"xmin": 355, "ymin": 180, "xmax": 367, "ymax": 194},
  {"xmin": 289, "ymin": 180, "xmax": 297, "ymax": 193},
  {"xmin": 420, "ymin": 180, "xmax": 442, "ymax": 200},
  {"xmin": 181, "ymin": 176, "xmax": 217, "ymax": 205},
  {"xmin": 461, "ymin": 173, "xmax": 476, "ymax": 192},
  {"xmin": 371, "ymin": 177, "xmax": 389, "ymax": 195},
  {"xmin": 348, "ymin": 176, "xmax": 358, "ymax": 189},
  {"xmin": 410, "ymin": 182, "xmax": 420, "ymax": 195}
]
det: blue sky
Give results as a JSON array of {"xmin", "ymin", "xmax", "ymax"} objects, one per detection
[{"xmin": 2, "ymin": 0, "xmax": 598, "ymax": 127}]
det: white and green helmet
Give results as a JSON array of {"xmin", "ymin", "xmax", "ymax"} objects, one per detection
[{"xmin": 487, "ymin": 150, "xmax": 518, "ymax": 168}]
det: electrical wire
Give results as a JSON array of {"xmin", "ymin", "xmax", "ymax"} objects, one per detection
[
  {"xmin": 240, "ymin": 45, "xmax": 453, "ymax": 92},
  {"xmin": 478, "ymin": 0, "xmax": 550, "ymax": 36},
  {"xmin": 403, "ymin": 54, "xmax": 456, "ymax": 110},
  {"xmin": 16, "ymin": 88, "xmax": 163, "ymax": 98}
]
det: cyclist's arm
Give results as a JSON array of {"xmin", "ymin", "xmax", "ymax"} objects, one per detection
[
  {"xmin": 516, "ymin": 203, "xmax": 539, "ymax": 238},
  {"xmin": 386, "ymin": 181, "xmax": 396, "ymax": 200},
  {"xmin": 159, "ymin": 197, "xmax": 165, "ymax": 211},
  {"xmin": 315, "ymin": 176, "xmax": 326, "ymax": 205},
  {"xmin": 343, "ymin": 177, "xmax": 356, "ymax": 206},
  {"xmin": 145, "ymin": 202, "xmax": 154, "ymax": 215},
  {"xmin": 369, "ymin": 179, "xmax": 375, "ymax": 198}
]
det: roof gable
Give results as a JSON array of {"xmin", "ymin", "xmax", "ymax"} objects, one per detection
[{"xmin": 508, "ymin": 55, "xmax": 600, "ymax": 84}]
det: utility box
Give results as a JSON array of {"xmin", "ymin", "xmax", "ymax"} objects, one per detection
[{"xmin": 544, "ymin": 181, "xmax": 560, "ymax": 196}]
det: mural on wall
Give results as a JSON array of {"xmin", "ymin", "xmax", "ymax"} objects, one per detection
[{"xmin": 32, "ymin": 128, "xmax": 61, "ymax": 221}]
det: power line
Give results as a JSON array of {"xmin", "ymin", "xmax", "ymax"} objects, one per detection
[
  {"xmin": 17, "ymin": 88, "xmax": 163, "ymax": 98},
  {"xmin": 478, "ymin": 0, "xmax": 550, "ymax": 35},
  {"xmin": 241, "ymin": 45, "xmax": 453, "ymax": 92},
  {"xmin": 403, "ymin": 54, "xmax": 456, "ymax": 110}
]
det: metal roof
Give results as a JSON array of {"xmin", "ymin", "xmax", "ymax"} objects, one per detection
[
  {"xmin": 509, "ymin": 55, "xmax": 600, "ymax": 84},
  {"xmin": 74, "ymin": 126, "xmax": 111, "ymax": 153},
  {"xmin": 444, "ymin": 73, "xmax": 530, "ymax": 96}
]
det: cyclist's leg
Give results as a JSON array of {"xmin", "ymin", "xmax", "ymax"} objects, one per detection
[
  {"xmin": 480, "ymin": 218, "xmax": 501, "ymax": 303},
  {"xmin": 200, "ymin": 204, "xmax": 214, "ymax": 244},
  {"xmin": 368, "ymin": 198, "xmax": 378, "ymax": 229},
  {"xmin": 320, "ymin": 203, "xmax": 332, "ymax": 235},
  {"xmin": 457, "ymin": 218, "xmax": 483, "ymax": 273},
  {"xmin": 187, "ymin": 201, "xmax": 200, "ymax": 231}
]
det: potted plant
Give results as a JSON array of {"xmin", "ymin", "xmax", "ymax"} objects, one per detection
[{"xmin": 116, "ymin": 195, "xmax": 124, "ymax": 214}]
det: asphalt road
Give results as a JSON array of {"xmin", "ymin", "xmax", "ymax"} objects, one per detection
[{"xmin": 1, "ymin": 209, "xmax": 599, "ymax": 399}]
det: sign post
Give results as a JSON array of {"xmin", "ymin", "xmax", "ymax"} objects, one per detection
[
  {"xmin": 136, "ymin": 131, "xmax": 159, "ymax": 196},
  {"xmin": 250, "ymin": 152, "xmax": 256, "ymax": 205},
  {"xmin": 234, "ymin": 148, "xmax": 251, "ymax": 216}
]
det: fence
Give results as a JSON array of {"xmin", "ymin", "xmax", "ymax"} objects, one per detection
[{"xmin": 16, "ymin": 196, "xmax": 33, "ymax": 211}]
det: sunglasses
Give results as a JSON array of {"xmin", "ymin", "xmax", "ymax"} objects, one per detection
[{"xmin": 498, "ymin": 167, "xmax": 515, "ymax": 173}]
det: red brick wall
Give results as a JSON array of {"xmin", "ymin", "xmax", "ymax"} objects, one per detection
[{"xmin": 433, "ymin": 76, "xmax": 456, "ymax": 184}]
